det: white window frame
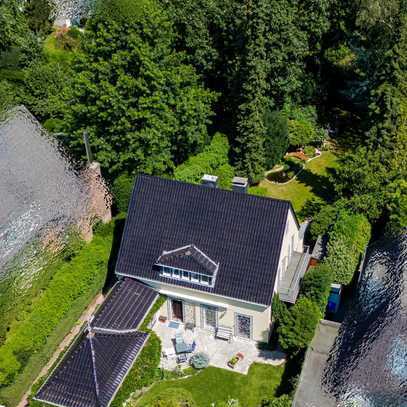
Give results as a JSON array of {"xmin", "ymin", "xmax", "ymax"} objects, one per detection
[
  {"xmin": 200, "ymin": 305, "xmax": 218, "ymax": 331},
  {"xmin": 234, "ymin": 313, "xmax": 253, "ymax": 340}
]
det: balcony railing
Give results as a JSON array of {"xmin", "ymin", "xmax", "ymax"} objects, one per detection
[{"xmin": 278, "ymin": 245, "xmax": 311, "ymax": 304}]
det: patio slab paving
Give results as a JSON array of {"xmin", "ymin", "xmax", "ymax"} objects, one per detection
[{"xmin": 152, "ymin": 320, "xmax": 285, "ymax": 374}]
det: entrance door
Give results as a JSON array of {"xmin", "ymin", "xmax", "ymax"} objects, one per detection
[
  {"xmin": 171, "ymin": 299, "xmax": 184, "ymax": 322},
  {"xmin": 235, "ymin": 313, "xmax": 252, "ymax": 339}
]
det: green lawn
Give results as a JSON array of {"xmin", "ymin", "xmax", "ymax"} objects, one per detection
[
  {"xmin": 135, "ymin": 363, "xmax": 285, "ymax": 406},
  {"xmin": 258, "ymin": 151, "xmax": 338, "ymax": 216}
]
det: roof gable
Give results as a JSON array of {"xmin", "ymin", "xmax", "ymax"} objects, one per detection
[
  {"xmin": 116, "ymin": 175, "xmax": 294, "ymax": 305},
  {"xmin": 157, "ymin": 244, "xmax": 219, "ymax": 276}
]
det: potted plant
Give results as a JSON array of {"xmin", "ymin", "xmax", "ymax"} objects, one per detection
[{"xmin": 227, "ymin": 353, "xmax": 244, "ymax": 368}]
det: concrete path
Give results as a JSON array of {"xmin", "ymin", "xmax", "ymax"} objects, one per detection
[
  {"xmin": 17, "ymin": 293, "xmax": 105, "ymax": 407},
  {"xmin": 293, "ymin": 319, "xmax": 340, "ymax": 407}
]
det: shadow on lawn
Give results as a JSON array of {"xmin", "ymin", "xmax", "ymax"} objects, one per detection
[
  {"xmin": 275, "ymin": 351, "xmax": 306, "ymax": 397},
  {"xmin": 296, "ymin": 167, "xmax": 337, "ymax": 203}
]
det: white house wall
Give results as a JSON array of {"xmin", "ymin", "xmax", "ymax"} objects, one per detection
[
  {"xmin": 274, "ymin": 208, "xmax": 303, "ymax": 293},
  {"xmin": 140, "ymin": 278, "xmax": 271, "ymax": 342}
]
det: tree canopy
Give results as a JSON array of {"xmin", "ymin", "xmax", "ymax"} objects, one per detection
[{"xmin": 59, "ymin": 0, "xmax": 216, "ymax": 176}]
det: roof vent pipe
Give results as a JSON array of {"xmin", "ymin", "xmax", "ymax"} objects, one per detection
[
  {"xmin": 201, "ymin": 174, "xmax": 218, "ymax": 188},
  {"xmin": 232, "ymin": 177, "xmax": 248, "ymax": 193}
]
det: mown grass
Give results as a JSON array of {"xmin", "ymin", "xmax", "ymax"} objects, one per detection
[
  {"xmin": 259, "ymin": 151, "xmax": 338, "ymax": 216},
  {"xmin": 135, "ymin": 363, "xmax": 285, "ymax": 407}
]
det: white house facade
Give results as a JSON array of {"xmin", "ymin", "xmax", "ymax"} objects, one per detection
[{"xmin": 115, "ymin": 175, "xmax": 310, "ymax": 343}]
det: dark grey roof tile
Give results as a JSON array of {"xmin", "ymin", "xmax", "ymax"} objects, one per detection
[{"xmin": 116, "ymin": 175, "xmax": 292, "ymax": 305}]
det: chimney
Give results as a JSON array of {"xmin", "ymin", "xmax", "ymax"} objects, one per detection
[
  {"xmin": 232, "ymin": 176, "xmax": 248, "ymax": 193},
  {"xmin": 201, "ymin": 174, "xmax": 218, "ymax": 188}
]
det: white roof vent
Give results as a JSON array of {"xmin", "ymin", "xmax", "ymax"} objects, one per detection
[
  {"xmin": 232, "ymin": 176, "xmax": 248, "ymax": 193},
  {"xmin": 201, "ymin": 174, "xmax": 218, "ymax": 188}
]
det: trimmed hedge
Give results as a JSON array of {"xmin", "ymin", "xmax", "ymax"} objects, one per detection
[
  {"xmin": 300, "ymin": 263, "xmax": 332, "ymax": 313},
  {"xmin": 325, "ymin": 210, "xmax": 371, "ymax": 284},
  {"xmin": 174, "ymin": 133, "xmax": 234, "ymax": 189},
  {"xmin": 277, "ymin": 298, "xmax": 320, "ymax": 354},
  {"xmin": 0, "ymin": 222, "xmax": 114, "ymax": 386},
  {"xmin": 112, "ymin": 173, "xmax": 134, "ymax": 213}
]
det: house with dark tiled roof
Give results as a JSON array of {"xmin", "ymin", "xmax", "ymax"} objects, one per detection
[
  {"xmin": 34, "ymin": 174, "xmax": 310, "ymax": 407},
  {"xmin": 115, "ymin": 174, "xmax": 310, "ymax": 342}
]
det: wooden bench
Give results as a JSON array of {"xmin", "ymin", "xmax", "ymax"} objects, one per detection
[{"xmin": 216, "ymin": 325, "xmax": 233, "ymax": 342}]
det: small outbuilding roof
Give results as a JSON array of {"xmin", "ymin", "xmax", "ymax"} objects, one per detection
[
  {"xmin": 35, "ymin": 329, "xmax": 148, "ymax": 407},
  {"xmin": 91, "ymin": 278, "xmax": 158, "ymax": 331},
  {"xmin": 35, "ymin": 279, "xmax": 157, "ymax": 407}
]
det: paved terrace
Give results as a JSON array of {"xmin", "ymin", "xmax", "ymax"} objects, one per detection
[{"xmin": 153, "ymin": 320, "xmax": 285, "ymax": 375}]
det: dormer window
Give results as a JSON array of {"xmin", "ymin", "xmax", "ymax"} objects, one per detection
[{"xmin": 155, "ymin": 244, "xmax": 219, "ymax": 288}]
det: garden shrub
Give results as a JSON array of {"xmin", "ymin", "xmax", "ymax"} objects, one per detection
[
  {"xmin": 174, "ymin": 133, "xmax": 234, "ymax": 188},
  {"xmin": 139, "ymin": 295, "xmax": 166, "ymax": 332},
  {"xmin": 309, "ymin": 203, "xmax": 340, "ymax": 240},
  {"xmin": 137, "ymin": 388, "xmax": 197, "ymax": 407},
  {"xmin": 299, "ymin": 196, "xmax": 327, "ymax": 221},
  {"xmin": 190, "ymin": 352, "xmax": 210, "ymax": 369},
  {"xmin": 112, "ymin": 173, "xmax": 134, "ymax": 213},
  {"xmin": 282, "ymin": 103, "xmax": 325, "ymax": 147},
  {"xmin": 300, "ymin": 264, "xmax": 332, "ymax": 313},
  {"xmin": 0, "ymin": 222, "xmax": 113, "ymax": 386},
  {"xmin": 277, "ymin": 298, "xmax": 320, "ymax": 353},
  {"xmin": 272, "ymin": 295, "xmax": 288, "ymax": 323},
  {"xmin": 325, "ymin": 210, "xmax": 371, "ymax": 285},
  {"xmin": 303, "ymin": 145, "xmax": 314, "ymax": 157}
]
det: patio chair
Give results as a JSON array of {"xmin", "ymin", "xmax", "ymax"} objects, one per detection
[
  {"xmin": 175, "ymin": 332, "xmax": 184, "ymax": 344},
  {"xmin": 163, "ymin": 347, "xmax": 176, "ymax": 359},
  {"xmin": 177, "ymin": 353, "xmax": 188, "ymax": 364}
]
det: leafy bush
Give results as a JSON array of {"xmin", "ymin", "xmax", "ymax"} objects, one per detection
[
  {"xmin": 137, "ymin": 388, "xmax": 197, "ymax": 407},
  {"xmin": 325, "ymin": 210, "xmax": 371, "ymax": 285},
  {"xmin": 300, "ymin": 264, "xmax": 332, "ymax": 313},
  {"xmin": 174, "ymin": 133, "xmax": 234, "ymax": 188},
  {"xmin": 299, "ymin": 196, "xmax": 327, "ymax": 221},
  {"xmin": 277, "ymin": 298, "xmax": 320, "ymax": 353},
  {"xmin": 272, "ymin": 295, "xmax": 288, "ymax": 323},
  {"xmin": 0, "ymin": 222, "xmax": 113, "ymax": 386},
  {"xmin": 112, "ymin": 173, "xmax": 134, "ymax": 213},
  {"xmin": 190, "ymin": 352, "xmax": 210, "ymax": 369},
  {"xmin": 282, "ymin": 103, "xmax": 325, "ymax": 147},
  {"xmin": 309, "ymin": 203, "xmax": 340, "ymax": 240},
  {"xmin": 303, "ymin": 145, "xmax": 315, "ymax": 157}
]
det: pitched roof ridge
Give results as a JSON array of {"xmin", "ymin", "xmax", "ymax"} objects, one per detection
[
  {"xmin": 86, "ymin": 323, "xmax": 101, "ymax": 406},
  {"xmin": 136, "ymin": 174, "xmax": 294, "ymax": 206}
]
